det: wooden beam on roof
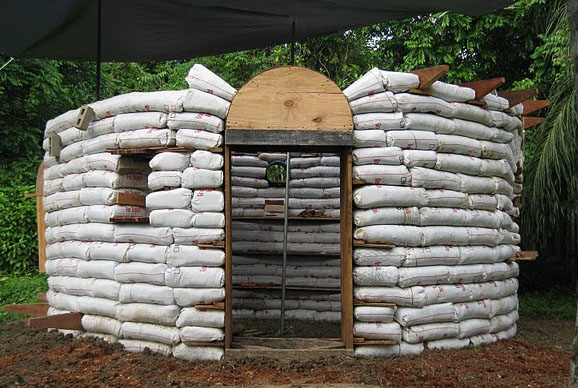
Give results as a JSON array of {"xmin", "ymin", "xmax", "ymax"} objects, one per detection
[
  {"xmin": 524, "ymin": 117, "xmax": 545, "ymax": 129},
  {"xmin": 459, "ymin": 77, "xmax": 505, "ymax": 99},
  {"xmin": 4, "ymin": 303, "xmax": 49, "ymax": 317},
  {"xmin": 27, "ymin": 312, "xmax": 84, "ymax": 331},
  {"xmin": 410, "ymin": 65, "xmax": 449, "ymax": 90},
  {"xmin": 497, "ymin": 89, "xmax": 538, "ymax": 107},
  {"xmin": 522, "ymin": 100, "xmax": 550, "ymax": 115}
]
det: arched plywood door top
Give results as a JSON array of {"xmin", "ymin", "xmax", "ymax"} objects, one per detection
[{"xmin": 226, "ymin": 66, "xmax": 353, "ymax": 131}]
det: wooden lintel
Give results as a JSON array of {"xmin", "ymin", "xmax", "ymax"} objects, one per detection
[
  {"xmin": 225, "ymin": 129, "xmax": 353, "ymax": 148},
  {"xmin": 114, "ymin": 192, "xmax": 146, "ymax": 207},
  {"xmin": 36, "ymin": 293, "xmax": 47, "ymax": 301},
  {"xmin": 4, "ymin": 303, "xmax": 49, "ymax": 317},
  {"xmin": 459, "ymin": 77, "xmax": 505, "ymax": 99},
  {"xmin": 264, "ymin": 204, "xmax": 285, "ymax": 213},
  {"xmin": 410, "ymin": 65, "xmax": 449, "ymax": 90},
  {"xmin": 181, "ymin": 341, "xmax": 224, "ymax": 347},
  {"xmin": 509, "ymin": 251, "xmax": 539, "ymax": 261},
  {"xmin": 524, "ymin": 117, "xmax": 545, "ymax": 129},
  {"xmin": 28, "ymin": 312, "xmax": 84, "ymax": 330},
  {"xmin": 353, "ymin": 239, "xmax": 395, "ymax": 249},
  {"xmin": 109, "ymin": 216, "xmax": 149, "ymax": 223},
  {"xmin": 194, "ymin": 302, "xmax": 225, "ymax": 310},
  {"xmin": 353, "ymin": 300, "xmax": 396, "ymax": 308},
  {"xmin": 497, "ymin": 89, "xmax": 538, "ymax": 107},
  {"xmin": 522, "ymin": 100, "xmax": 550, "ymax": 115},
  {"xmin": 198, "ymin": 241, "xmax": 225, "ymax": 249},
  {"xmin": 352, "ymin": 179, "xmax": 365, "ymax": 186}
]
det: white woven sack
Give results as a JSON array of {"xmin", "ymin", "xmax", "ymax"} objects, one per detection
[
  {"xmin": 353, "ymin": 248, "xmax": 406, "ymax": 267},
  {"xmin": 418, "ymin": 207, "xmax": 466, "ymax": 226},
  {"xmin": 448, "ymin": 264, "xmax": 486, "ymax": 284},
  {"xmin": 354, "ymin": 225, "xmax": 423, "ymax": 246},
  {"xmin": 46, "ymin": 241, "xmax": 90, "ymax": 260},
  {"xmin": 458, "ymin": 318, "xmax": 491, "ymax": 338},
  {"xmin": 490, "ymin": 111, "xmax": 522, "ymax": 131},
  {"xmin": 425, "ymin": 189, "xmax": 469, "ymax": 208},
  {"xmin": 44, "ymin": 191, "xmax": 82, "ymax": 212},
  {"xmin": 403, "ymin": 246, "xmax": 461, "ymax": 267},
  {"xmin": 411, "ymin": 167, "xmax": 461, "ymax": 191},
  {"xmin": 386, "ymin": 130, "xmax": 438, "ymax": 150},
  {"xmin": 114, "ymin": 263, "xmax": 167, "ymax": 285},
  {"xmin": 190, "ymin": 150, "xmax": 223, "ymax": 170},
  {"xmin": 289, "ymin": 177, "xmax": 339, "ymax": 188},
  {"xmin": 231, "ymin": 155, "xmax": 268, "ymax": 167},
  {"xmin": 381, "ymin": 70, "xmax": 420, "ymax": 92},
  {"xmin": 353, "ymin": 322, "xmax": 402, "ymax": 342},
  {"xmin": 119, "ymin": 283, "xmax": 175, "ymax": 305},
  {"xmin": 121, "ymin": 322, "xmax": 180, "ymax": 345},
  {"xmin": 76, "ymin": 223, "xmax": 116, "ymax": 242},
  {"xmin": 354, "ymin": 286, "xmax": 426, "ymax": 307},
  {"xmin": 353, "ymin": 164, "xmax": 410, "ymax": 185},
  {"xmin": 395, "ymin": 302, "xmax": 455, "ymax": 327},
  {"xmin": 452, "ymin": 102, "xmax": 493, "ymax": 126},
  {"xmin": 114, "ymin": 225, "xmax": 173, "ymax": 245},
  {"xmin": 77, "ymin": 260, "xmax": 117, "ymax": 279},
  {"xmin": 88, "ymin": 117, "xmax": 115, "ymax": 137},
  {"xmin": 165, "ymin": 267, "xmax": 225, "ymax": 288},
  {"xmin": 426, "ymin": 337, "xmax": 469, "ymax": 350},
  {"xmin": 454, "ymin": 299, "xmax": 492, "ymax": 321},
  {"xmin": 343, "ymin": 68, "xmax": 385, "ymax": 100},
  {"xmin": 354, "ymin": 306, "xmax": 396, "ymax": 323},
  {"xmin": 352, "ymin": 147, "xmax": 403, "ymax": 166},
  {"xmin": 482, "ymin": 93, "xmax": 510, "ymax": 111},
  {"xmin": 423, "ymin": 284, "xmax": 473, "ymax": 305},
  {"xmin": 480, "ymin": 140, "xmax": 512, "ymax": 160},
  {"xmin": 353, "ymin": 130, "xmax": 386, "ymax": 148},
  {"xmin": 353, "ymin": 266, "xmax": 399, "ymax": 287},
  {"xmin": 436, "ymin": 134, "xmax": 482, "ymax": 157},
  {"xmin": 395, "ymin": 93, "xmax": 456, "ymax": 117},
  {"xmin": 176, "ymin": 129, "xmax": 222, "ymax": 149},
  {"xmin": 47, "ymin": 290, "xmax": 81, "ymax": 311},
  {"xmin": 92, "ymin": 279, "xmax": 121, "ymax": 300},
  {"xmin": 231, "ymin": 176, "xmax": 268, "ymax": 188},
  {"xmin": 44, "ymin": 178, "xmax": 64, "ymax": 196},
  {"xmin": 494, "ymin": 324, "xmax": 517, "ymax": 340},
  {"xmin": 470, "ymin": 333, "xmax": 497, "ymax": 346},
  {"xmin": 45, "ymin": 207, "xmax": 88, "ymax": 226},
  {"xmin": 192, "ymin": 212, "xmax": 225, "ymax": 228},
  {"xmin": 350, "ymin": 91, "xmax": 397, "ymax": 115},
  {"xmin": 45, "ymin": 258, "xmax": 82, "ymax": 277},
  {"xmin": 118, "ymin": 128, "xmax": 175, "ymax": 148},
  {"xmin": 86, "ymin": 205, "xmax": 147, "ymax": 224},
  {"xmin": 489, "ymin": 310, "xmax": 519, "ymax": 333},
  {"xmin": 125, "ymin": 243, "xmax": 168, "ymax": 264},
  {"xmin": 458, "ymin": 246, "xmax": 499, "ymax": 265},
  {"xmin": 403, "ymin": 322, "xmax": 459, "ymax": 343},
  {"xmin": 78, "ymin": 296, "xmax": 118, "ymax": 317},
  {"xmin": 79, "ymin": 188, "xmax": 145, "ymax": 206},
  {"xmin": 167, "ymin": 112, "xmax": 224, "ymax": 133},
  {"xmin": 113, "ymin": 112, "xmax": 168, "ymax": 133},
  {"xmin": 435, "ymin": 153, "xmax": 482, "ymax": 175},
  {"xmin": 45, "ymin": 108, "xmax": 80, "ymax": 136},
  {"xmin": 172, "ymin": 227, "xmax": 224, "ymax": 245},
  {"xmin": 87, "ymin": 241, "xmax": 130, "ymax": 262},
  {"xmin": 353, "ymin": 112, "xmax": 405, "ymax": 131},
  {"xmin": 146, "ymin": 188, "xmax": 192, "ymax": 210},
  {"xmin": 148, "ymin": 171, "xmax": 182, "ymax": 190},
  {"xmin": 180, "ymin": 326, "xmax": 224, "ymax": 343},
  {"xmin": 402, "ymin": 150, "xmax": 437, "ymax": 168},
  {"xmin": 149, "ymin": 209, "xmax": 195, "ymax": 227},
  {"xmin": 354, "ymin": 207, "xmax": 419, "ymax": 227},
  {"xmin": 429, "ymin": 81, "xmax": 475, "ymax": 102},
  {"xmin": 149, "ymin": 152, "xmax": 190, "ymax": 171},
  {"xmin": 403, "ymin": 113, "xmax": 455, "ymax": 134},
  {"xmin": 84, "ymin": 171, "xmax": 148, "ymax": 190},
  {"xmin": 398, "ymin": 266, "xmax": 450, "ymax": 287},
  {"xmin": 116, "ymin": 303, "xmax": 180, "ymax": 325},
  {"xmin": 59, "ymin": 141, "xmax": 84, "ymax": 162},
  {"xmin": 82, "ymin": 315, "xmax": 121, "ymax": 337},
  {"xmin": 490, "ymin": 295, "xmax": 518, "ymax": 317},
  {"xmin": 452, "ymin": 118, "xmax": 494, "ymax": 140},
  {"xmin": 354, "ymin": 186, "xmax": 427, "ymax": 208},
  {"xmin": 48, "ymin": 277, "xmax": 92, "ymax": 297},
  {"xmin": 177, "ymin": 307, "xmax": 224, "ymax": 328},
  {"xmin": 181, "ymin": 89, "xmax": 231, "ymax": 119},
  {"xmin": 459, "ymin": 174, "xmax": 496, "ymax": 194},
  {"xmin": 173, "ymin": 288, "xmax": 225, "ymax": 307},
  {"xmin": 173, "ymin": 343, "xmax": 224, "ymax": 361},
  {"xmin": 191, "ymin": 190, "xmax": 224, "ymax": 212},
  {"xmin": 354, "ymin": 345, "xmax": 400, "ymax": 358},
  {"xmin": 58, "ymin": 127, "xmax": 88, "ymax": 146},
  {"xmin": 119, "ymin": 339, "xmax": 172, "ymax": 355},
  {"xmin": 85, "ymin": 153, "xmax": 149, "ymax": 173},
  {"xmin": 185, "ymin": 64, "xmax": 237, "ymax": 101},
  {"xmin": 468, "ymin": 194, "xmax": 498, "ymax": 211},
  {"xmin": 467, "ymin": 227, "xmax": 503, "ymax": 246},
  {"xmin": 422, "ymin": 226, "xmax": 469, "ymax": 246},
  {"xmin": 182, "ymin": 167, "xmax": 223, "ymax": 188}
]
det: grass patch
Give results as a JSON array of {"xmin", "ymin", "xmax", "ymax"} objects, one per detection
[
  {"xmin": 0, "ymin": 273, "xmax": 48, "ymax": 323},
  {"xmin": 519, "ymin": 291, "xmax": 576, "ymax": 320}
]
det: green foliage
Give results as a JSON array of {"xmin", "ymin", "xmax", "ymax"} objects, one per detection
[
  {"xmin": 0, "ymin": 186, "xmax": 38, "ymax": 273},
  {"xmin": 519, "ymin": 290, "xmax": 577, "ymax": 319},
  {"xmin": 0, "ymin": 273, "xmax": 48, "ymax": 322}
]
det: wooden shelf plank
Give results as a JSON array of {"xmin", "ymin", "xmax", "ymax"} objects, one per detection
[
  {"xmin": 109, "ymin": 216, "xmax": 149, "ymax": 223},
  {"xmin": 353, "ymin": 300, "xmax": 396, "ymax": 308},
  {"xmin": 232, "ymin": 216, "xmax": 340, "ymax": 221},
  {"xmin": 354, "ymin": 240, "xmax": 395, "ymax": 249},
  {"xmin": 459, "ymin": 77, "xmax": 505, "ymax": 100},
  {"xmin": 3, "ymin": 303, "xmax": 49, "ymax": 317},
  {"xmin": 410, "ymin": 65, "xmax": 449, "ymax": 90},
  {"xmin": 198, "ymin": 241, "xmax": 225, "ymax": 249},
  {"xmin": 353, "ymin": 338, "xmax": 398, "ymax": 346},
  {"xmin": 28, "ymin": 312, "xmax": 84, "ymax": 330},
  {"xmin": 194, "ymin": 303, "xmax": 225, "ymax": 310},
  {"xmin": 233, "ymin": 285, "xmax": 341, "ymax": 292}
]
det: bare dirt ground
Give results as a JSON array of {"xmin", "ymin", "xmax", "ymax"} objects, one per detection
[{"xmin": 0, "ymin": 317, "xmax": 573, "ymax": 388}]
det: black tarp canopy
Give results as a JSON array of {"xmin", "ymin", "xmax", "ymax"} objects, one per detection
[{"xmin": 0, "ymin": 0, "xmax": 513, "ymax": 62}]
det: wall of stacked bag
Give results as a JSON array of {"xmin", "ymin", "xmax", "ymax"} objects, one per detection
[
  {"xmin": 230, "ymin": 152, "xmax": 342, "ymax": 321},
  {"xmin": 41, "ymin": 64, "xmax": 235, "ymax": 361},
  {"xmin": 343, "ymin": 68, "xmax": 522, "ymax": 357}
]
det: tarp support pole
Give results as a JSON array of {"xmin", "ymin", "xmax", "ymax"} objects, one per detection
[
  {"xmin": 279, "ymin": 152, "xmax": 291, "ymax": 336},
  {"xmin": 95, "ymin": 0, "xmax": 102, "ymax": 101}
]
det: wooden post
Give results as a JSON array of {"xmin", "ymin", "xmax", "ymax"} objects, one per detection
[
  {"xmin": 459, "ymin": 77, "xmax": 505, "ymax": 99},
  {"xmin": 340, "ymin": 148, "xmax": 353, "ymax": 349},
  {"xmin": 522, "ymin": 100, "xmax": 549, "ymax": 115},
  {"xmin": 410, "ymin": 65, "xmax": 449, "ymax": 89},
  {"xmin": 224, "ymin": 146, "xmax": 233, "ymax": 349},
  {"xmin": 497, "ymin": 89, "xmax": 538, "ymax": 107},
  {"xmin": 36, "ymin": 163, "xmax": 47, "ymax": 273}
]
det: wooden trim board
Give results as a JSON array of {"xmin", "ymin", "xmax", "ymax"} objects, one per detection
[
  {"xmin": 226, "ymin": 129, "xmax": 353, "ymax": 147},
  {"xmin": 340, "ymin": 148, "xmax": 354, "ymax": 349}
]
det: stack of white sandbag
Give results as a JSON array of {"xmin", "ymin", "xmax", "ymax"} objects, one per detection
[
  {"xmin": 344, "ymin": 68, "xmax": 523, "ymax": 357},
  {"xmin": 42, "ymin": 64, "xmax": 234, "ymax": 362}
]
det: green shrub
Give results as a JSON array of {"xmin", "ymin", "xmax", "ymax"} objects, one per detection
[
  {"xmin": 519, "ymin": 291, "xmax": 577, "ymax": 320},
  {"xmin": 0, "ymin": 273, "xmax": 48, "ymax": 322},
  {"xmin": 0, "ymin": 185, "xmax": 38, "ymax": 273}
]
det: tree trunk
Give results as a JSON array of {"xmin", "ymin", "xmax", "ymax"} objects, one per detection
[{"xmin": 569, "ymin": 0, "xmax": 578, "ymax": 385}]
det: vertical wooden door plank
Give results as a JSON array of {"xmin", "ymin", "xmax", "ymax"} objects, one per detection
[
  {"xmin": 36, "ymin": 163, "xmax": 47, "ymax": 273},
  {"xmin": 340, "ymin": 148, "xmax": 354, "ymax": 349},
  {"xmin": 224, "ymin": 146, "xmax": 233, "ymax": 349}
]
